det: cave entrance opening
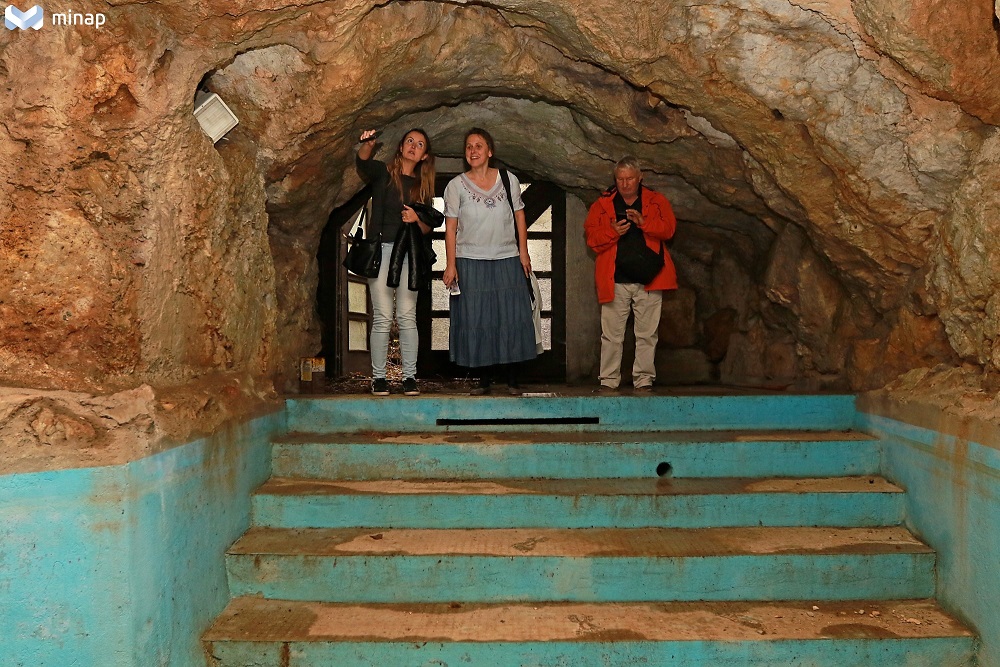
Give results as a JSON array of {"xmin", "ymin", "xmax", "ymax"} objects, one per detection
[{"xmin": 317, "ymin": 171, "xmax": 568, "ymax": 384}]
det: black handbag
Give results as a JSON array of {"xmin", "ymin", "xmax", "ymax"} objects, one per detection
[
  {"xmin": 343, "ymin": 208, "xmax": 382, "ymax": 278},
  {"xmin": 616, "ymin": 231, "xmax": 664, "ymax": 285}
]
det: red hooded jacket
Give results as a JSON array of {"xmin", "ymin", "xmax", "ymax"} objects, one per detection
[{"xmin": 584, "ymin": 186, "xmax": 678, "ymax": 304}]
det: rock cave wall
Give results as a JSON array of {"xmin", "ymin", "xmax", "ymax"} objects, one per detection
[{"xmin": 3, "ymin": 0, "xmax": 1000, "ymax": 469}]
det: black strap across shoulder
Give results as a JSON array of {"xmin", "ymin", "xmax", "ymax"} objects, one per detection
[
  {"xmin": 498, "ymin": 168, "xmax": 519, "ymax": 245},
  {"xmin": 498, "ymin": 169, "xmax": 535, "ymax": 303}
]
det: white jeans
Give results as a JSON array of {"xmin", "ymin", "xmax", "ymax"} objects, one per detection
[
  {"xmin": 599, "ymin": 283, "xmax": 662, "ymax": 389},
  {"xmin": 368, "ymin": 243, "xmax": 419, "ymax": 379}
]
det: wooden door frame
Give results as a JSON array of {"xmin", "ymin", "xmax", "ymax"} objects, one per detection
[{"xmin": 318, "ymin": 184, "xmax": 372, "ymax": 378}]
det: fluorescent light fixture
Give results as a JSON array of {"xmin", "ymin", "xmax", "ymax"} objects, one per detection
[{"xmin": 193, "ymin": 90, "xmax": 239, "ymax": 143}]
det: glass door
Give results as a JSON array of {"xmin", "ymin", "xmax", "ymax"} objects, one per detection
[{"xmin": 339, "ymin": 206, "xmax": 372, "ymax": 374}]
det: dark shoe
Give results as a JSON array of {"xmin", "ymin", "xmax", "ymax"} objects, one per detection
[
  {"xmin": 507, "ymin": 383, "xmax": 521, "ymax": 396},
  {"xmin": 634, "ymin": 384, "xmax": 654, "ymax": 394},
  {"xmin": 402, "ymin": 377, "xmax": 420, "ymax": 396},
  {"xmin": 595, "ymin": 384, "xmax": 618, "ymax": 394},
  {"xmin": 470, "ymin": 378, "xmax": 491, "ymax": 396},
  {"xmin": 371, "ymin": 378, "xmax": 390, "ymax": 396}
]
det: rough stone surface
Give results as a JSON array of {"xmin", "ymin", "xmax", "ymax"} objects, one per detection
[
  {"xmin": 659, "ymin": 288, "xmax": 699, "ymax": 349},
  {"xmin": 862, "ymin": 365, "xmax": 1000, "ymax": 435},
  {"xmin": 2, "ymin": 0, "xmax": 1000, "ymax": 468},
  {"xmin": 0, "ymin": 375, "xmax": 279, "ymax": 475},
  {"xmin": 655, "ymin": 348, "xmax": 714, "ymax": 386},
  {"xmin": 720, "ymin": 319, "xmax": 801, "ymax": 389},
  {"xmin": 703, "ymin": 309, "xmax": 740, "ymax": 363},
  {"xmin": 852, "ymin": 0, "xmax": 1000, "ymax": 124},
  {"xmin": 930, "ymin": 132, "xmax": 1000, "ymax": 371}
]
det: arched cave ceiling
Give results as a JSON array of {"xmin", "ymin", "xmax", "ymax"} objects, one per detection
[{"xmin": 3, "ymin": 0, "xmax": 1000, "ymax": 397}]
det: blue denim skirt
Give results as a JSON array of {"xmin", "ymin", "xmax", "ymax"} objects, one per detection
[{"xmin": 449, "ymin": 256, "xmax": 537, "ymax": 368}]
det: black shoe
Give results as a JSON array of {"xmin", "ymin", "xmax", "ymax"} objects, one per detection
[
  {"xmin": 470, "ymin": 378, "xmax": 491, "ymax": 396},
  {"xmin": 371, "ymin": 378, "xmax": 390, "ymax": 396},
  {"xmin": 507, "ymin": 382, "xmax": 521, "ymax": 396},
  {"xmin": 402, "ymin": 377, "xmax": 420, "ymax": 396}
]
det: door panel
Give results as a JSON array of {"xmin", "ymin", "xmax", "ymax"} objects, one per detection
[{"xmin": 340, "ymin": 205, "xmax": 372, "ymax": 374}]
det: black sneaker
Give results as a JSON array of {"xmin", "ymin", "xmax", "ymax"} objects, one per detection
[
  {"xmin": 371, "ymin": 378, "xmax": 390, "ymax": 396},
  {"xmin": 402, "ymin": 377, "xmax": 420, "ymax": 396},
  {"xmin": 470, "ymin": 377, "xmax": 491, "ymax": 396}
]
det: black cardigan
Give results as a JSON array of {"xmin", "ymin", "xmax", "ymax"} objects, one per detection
[{"xmin": 355, "ymin": 155, "xmax": 442, "ymax": 290}]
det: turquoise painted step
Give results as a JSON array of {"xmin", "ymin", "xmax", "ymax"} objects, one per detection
[
  {"xmin": 207, "ymin": 638, "xmax": 973, "ymax": 667},
  {"xmin": 272, "ymin": 430, "xmax": 880, "ymax": 480},
  {"xmin": 286, "ymin": 395, "xmax": 858, "ymax": 432},
  {"xmin": 204, "ymin": 598, "xmax": 975, "ymax": 667},
  {"xmin": 226, "ymin": 526, "xmax": 935, "ymax": 603},
  {"xmin": 252, "ymin": 476, "xmax": 904, "ymax": 529}
]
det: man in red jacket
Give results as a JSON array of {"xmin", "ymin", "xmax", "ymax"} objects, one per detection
[{"xmin": 584, "ymin": 156, "xmax": 678, "ymax": 393}]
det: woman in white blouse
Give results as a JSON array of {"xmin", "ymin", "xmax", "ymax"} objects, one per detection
[{"xmin": 442, "ymin": 128, "xmax": 537, "ymax": 394}]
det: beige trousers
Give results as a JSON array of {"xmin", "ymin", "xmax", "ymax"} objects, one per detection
[{"xmin": 599, "ymin": 283, "xmax": 662, "ymax": 389}]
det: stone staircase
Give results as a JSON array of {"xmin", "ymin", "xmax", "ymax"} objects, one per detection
[{"xmin": 203, "ymin": 395, "xmax": 976, "ymax": 666}]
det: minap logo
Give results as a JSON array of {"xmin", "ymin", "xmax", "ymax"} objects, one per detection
[
  {"xmin": 51, "ymin": 10, "xmax": 106, "ymax": 27},
  {"xmin": 3, "ymin": 4, "xmax": 107, "ymax": 30},
  {"xmin": 4, "ymin": 4, "xmax": 44, "ymax": 30}
]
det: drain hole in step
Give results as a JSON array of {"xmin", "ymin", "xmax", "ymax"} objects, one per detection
[{"xmin": 656, "ymin": 462, "xmax": 673, "ymax": 477}]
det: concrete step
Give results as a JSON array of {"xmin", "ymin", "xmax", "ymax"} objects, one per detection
[
  {"xmin": 285, "ymin": 394, "xmax": 859, "ymax": 432},
  {"xmin": 272, "ymin": 430, "xmax": 879, "ymax": 480},
  {"xmin": 203, "ymin": 597, "xmax": 975, "ymax": 667},
  {"xmin": 252, "ymin": 475, "xmax": 904, "ymax": 529},
  {"xmin": 226, "ymin": 526, "xmax": 935, "ymax": 603}
]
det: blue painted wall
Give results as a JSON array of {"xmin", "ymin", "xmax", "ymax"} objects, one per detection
[
  {"xmin": 0, "ymin": 410, "xmax": 282, "ymax": 667},
  {"xmin": 4, "ymin": 394, "xmax": 998, "ymax": 667},
  {"xmin": 857, "ymin": 405, "xmax": 998, "ymax": 667}
]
